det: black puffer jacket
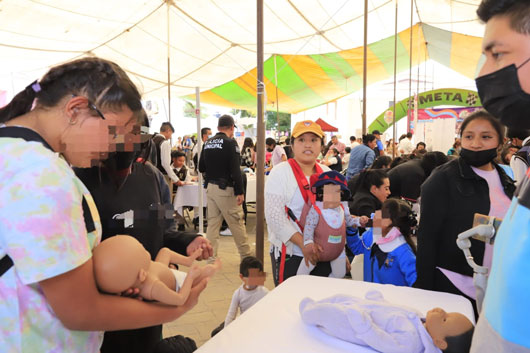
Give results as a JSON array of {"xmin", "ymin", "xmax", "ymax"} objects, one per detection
[{"xmin": 415, "ymin": 157, "xmax": 515, "ymax": 291}]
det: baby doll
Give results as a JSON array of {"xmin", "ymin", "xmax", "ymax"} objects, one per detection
[
  {"xmin": 300, "ymin": 291, "xmax": 474, "ymax": 353},
  {"xmin": 93, "ymin": 235, "xmax": 221, "ymax": 305},
  {"xmin": 297, "ymin": 170, "xmax": 368, "ymax": 278},
  {"xmin": 347, "ymin": 198, "xmax": 417, "ymax": 286}
]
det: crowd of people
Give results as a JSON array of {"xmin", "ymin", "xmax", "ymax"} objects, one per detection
[{"xmin": 1, "ymin": 0, "xmax": 530, "ymax": 352}]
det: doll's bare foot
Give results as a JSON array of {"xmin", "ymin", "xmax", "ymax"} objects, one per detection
[{"xmin": 187, "ymin": 264, "xmax": 202, "ymax": 281}]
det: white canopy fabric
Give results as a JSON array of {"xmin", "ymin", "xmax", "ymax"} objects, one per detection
[{"xmin": 0, "ymin": 0, "xmax": 483, "ymax": 99}]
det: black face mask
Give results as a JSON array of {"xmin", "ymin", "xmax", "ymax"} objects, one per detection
[
  {"xmin": 459, "ymin": 147, "xmax": 498, "ymax": 167},
  {"xmin": 475, "ymin": 58, "xmax": 530, "ymax": 130}
]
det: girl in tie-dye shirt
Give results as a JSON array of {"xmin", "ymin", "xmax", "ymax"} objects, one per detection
[{"xmin": 0, "ymin": 58, "xmax": 206, "ymax": 353}]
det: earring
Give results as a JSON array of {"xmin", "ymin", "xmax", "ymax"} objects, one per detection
[{"xmin": 69, "ymin": 117, "xmax": 77, "ymax": 125}]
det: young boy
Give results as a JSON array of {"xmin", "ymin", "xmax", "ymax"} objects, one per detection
[
  {"xmin": 211, "ymin": 257, "xmax": 268, "ymax": 336},
  {"xmin": 225, "ymin": 256, "xmax": 269, "ymax": 326}
]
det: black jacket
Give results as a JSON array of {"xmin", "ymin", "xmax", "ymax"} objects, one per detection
[
  {"xmin": 75, "ymin": 161, "xmax": 199, "ymax": 353},
  {"xmin": 388, "ymin": 159, "xmax": 426, "ymax": 201},
  {"xmin": 349, "ymin": 188, "xmax": 383, "ymax": 217},
  {"xmin": 415, "ymin": 158, "xmax": 515, "ymax": 291}
]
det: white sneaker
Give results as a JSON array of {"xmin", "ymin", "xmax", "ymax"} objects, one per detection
[{"xmin": 220, "ymin": 228, "xmax": 232, "ymax": 236}]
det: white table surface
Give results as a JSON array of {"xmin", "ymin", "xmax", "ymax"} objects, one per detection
[
  {"xmin": 196, "ymin": 275, "xmax": 475, "ymax": 353},
  {"xmin": 173, "ymin": 183, "xmax": 207, "ymax": 216}
]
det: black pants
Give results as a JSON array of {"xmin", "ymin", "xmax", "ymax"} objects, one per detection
[
  {"xmin": 270, "ymin": 251, "xmax": 331, "ymax": 286},
  {"xmin": 101, "ymin": 325, "xmax": 162, "ymax": 353}
]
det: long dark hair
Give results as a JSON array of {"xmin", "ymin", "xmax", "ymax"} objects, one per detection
[
  {"xmin": 355, "ymin": 169, "xmax": 388, "ymax": 194},
  {"xmin": 381, "ymin": 198, "xmax": 417, "ymax": 253},
  {"xmin": 0, "ymin": 57, "xmax": 143, "ymax": 123},
  {"xmin": 242, "ymin": 137, "xmax": 254, "ymax": 150}
]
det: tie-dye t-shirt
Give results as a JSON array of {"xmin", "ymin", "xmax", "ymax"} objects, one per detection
[{"xmin": 0, "ymin": 137, "xmax": 103, "ymax": 353}]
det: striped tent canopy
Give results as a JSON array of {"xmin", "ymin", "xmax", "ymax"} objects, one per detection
[
  {"xmin": 194, "ymin": 23, "xmax": 483, "ymax": 113},
  {"xmin": 0, "ymin": 0, "xmax": 484, "ymax": 113}
]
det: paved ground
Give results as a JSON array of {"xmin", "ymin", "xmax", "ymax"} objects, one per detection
[{"xmin": 163, "ymin": 210, "xmax": 275, "ymax": 347}]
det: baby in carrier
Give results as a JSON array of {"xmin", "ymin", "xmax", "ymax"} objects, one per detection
[{"xmin": 297, "ymin": 171, "xmax": 368, "ymax": 278}]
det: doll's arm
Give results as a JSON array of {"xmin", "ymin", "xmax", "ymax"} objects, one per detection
[
  {"xmin": 39, "ymin": 258, "xmax": 207, "ymax": 331},
  {"xmin": 156, "ymin": 247, "xmax": 202, "ymax": 267}
]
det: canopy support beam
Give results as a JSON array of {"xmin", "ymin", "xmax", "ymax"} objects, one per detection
[
  {"xmin": 362, "ymin": 0, "xmax": 368, "ymax": 135},
  {"xmin": 255, "ymin": 0, "xmax": 265, "ymax": 264},
  {"xmin": 166, "ymin": 0, "xmax": 172, "ymax": 124},
  {"xmin": 195, "ymin": 87, "xmax": 204, "ymax": 234},
  {"xmin": 392, "ymin": 0, "xmax": 398, "ymax": 158}
]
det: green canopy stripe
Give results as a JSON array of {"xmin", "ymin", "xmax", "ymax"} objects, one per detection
[
  {"xmin": 264, "ymin": 55, "xmax": 325, "ymax": 109},
  {"xmin": 210, "ymin": 80, "xmax": 256, "ymax": 107},
  {"xmin": 309, "ymin": 53, "xmax": 362, "ymax": 92},
  {"xmin": 369, "ymin": 35, "xmax": 411, "ymax": 75}
]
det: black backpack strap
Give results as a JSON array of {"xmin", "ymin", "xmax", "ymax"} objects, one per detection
[
  {"xmin": 0, "ymin": 126, "xmax": 54, "ymax": 152},
  {"xmin": 0, "ymin": 254, "xmax": 14, "ymax": 277}
]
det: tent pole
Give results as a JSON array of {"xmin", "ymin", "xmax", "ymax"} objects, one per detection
[
  {"xmin": 166, "ymin": 1, "xmax": 171, "ymax": 125},
  {"xmin": 195, "ymin": 87, "xmax": 204, "ymax": 234},
  {"xmin": 362, "ymin": 0, "xmax": 368, "ymax": 135},
  {"xmin": 424, "ymin": 41, "xmax": 428, "ymax": 92},
  {"xmin": 417, "ymin": 24, "xmax": 421, "ymax": 95},
  {"xmin": 256, "ymin": 0, "xmax": 265, "ymax": 264},
  {"xmin": 274, "ymin": 54, "xmax": 280, "ymax": 138},
  {"xmin": 407, "ymin": 0, "xmax": 413, "ymax": 133},
  {"xmin": 392, "ymin": 0, "xmax": 398, "ymax": 158}
]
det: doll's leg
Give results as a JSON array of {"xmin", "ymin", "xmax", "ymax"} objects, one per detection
[
  {"xmin": 296, "ymin": 258, "xmax": 316, "ymax": 275},
  {"xmin": 192, "ymin": 258, "xmax": 222, "ymax": 286},
  {"xmin": 329, "ymin": 251, "xmax": 347, "ymax": 278}
]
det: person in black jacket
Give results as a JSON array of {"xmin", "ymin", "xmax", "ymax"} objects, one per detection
[
  {"xmin": 415, "ymin": 111, "xmax": 515, "ymax": 316},
  {"xmin": 388, "ymin": 152, "xmax": 448, "ymax": 202},
  {"xmin": 349, "ymin": 169, "xmax": 390, "ymax": 217},
  {"xmin": 75, "ymin": 131, "xmax": 213, "ymax": 353}
]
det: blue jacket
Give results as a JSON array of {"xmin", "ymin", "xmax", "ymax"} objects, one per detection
[
  {"xmin": 346, "ymin": 144, "xmax": 375, "ymax": 180},
  {"xmin": 347, "ymin": 228, "xmax": 417, "ymax": 286}
]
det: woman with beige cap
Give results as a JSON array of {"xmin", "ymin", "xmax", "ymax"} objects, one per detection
[{"xmin": 265, "ymin": 120, "xmax": 332, "ymax": 285}]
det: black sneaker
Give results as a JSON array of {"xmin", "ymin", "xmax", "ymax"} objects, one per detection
[{"xmin": 178, "ymin": 224, "xmax": 185, "ymax": 231}]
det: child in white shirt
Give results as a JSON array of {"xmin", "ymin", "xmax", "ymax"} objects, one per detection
[{"xmin": 211, "ymin": 257, "xmax": 269, "ymax": 336}]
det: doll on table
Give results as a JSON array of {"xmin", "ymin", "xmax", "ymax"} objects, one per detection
[
  {"xmin": 93, "ymin": 235, "xmax": 221, "ymax": 305},
  {"xmin": 297, "ymin": 170, "xmax": 369, "ymax": 278},
  {"xmin": 300, "ymin": 291, "xmax": 474, "ymax": 353}
]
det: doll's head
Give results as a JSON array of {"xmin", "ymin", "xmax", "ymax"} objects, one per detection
[
  {"xmin": 239, "ymin": 256, "xmax": 266, "ymax": 290},
  {"xmin": 92, "ymin": 235, "xmax": 151, "ymax": 294},
  {"xmin": 310, "ymin": 171, "xmax": 351, "ymax": 208},
  {"xmin": 424, "ymin": 308, "xmax": 474, "ymax": 353}
]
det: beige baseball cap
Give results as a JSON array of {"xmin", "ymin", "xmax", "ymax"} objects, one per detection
[{"xmin": 292, "ymin": 120, "xmax": 325, "ymax": 138}]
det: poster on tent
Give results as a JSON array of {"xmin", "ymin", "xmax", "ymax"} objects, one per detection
[{"xmin": 412, "ymin": 107, "xmax": 481, "ymax": 153}]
